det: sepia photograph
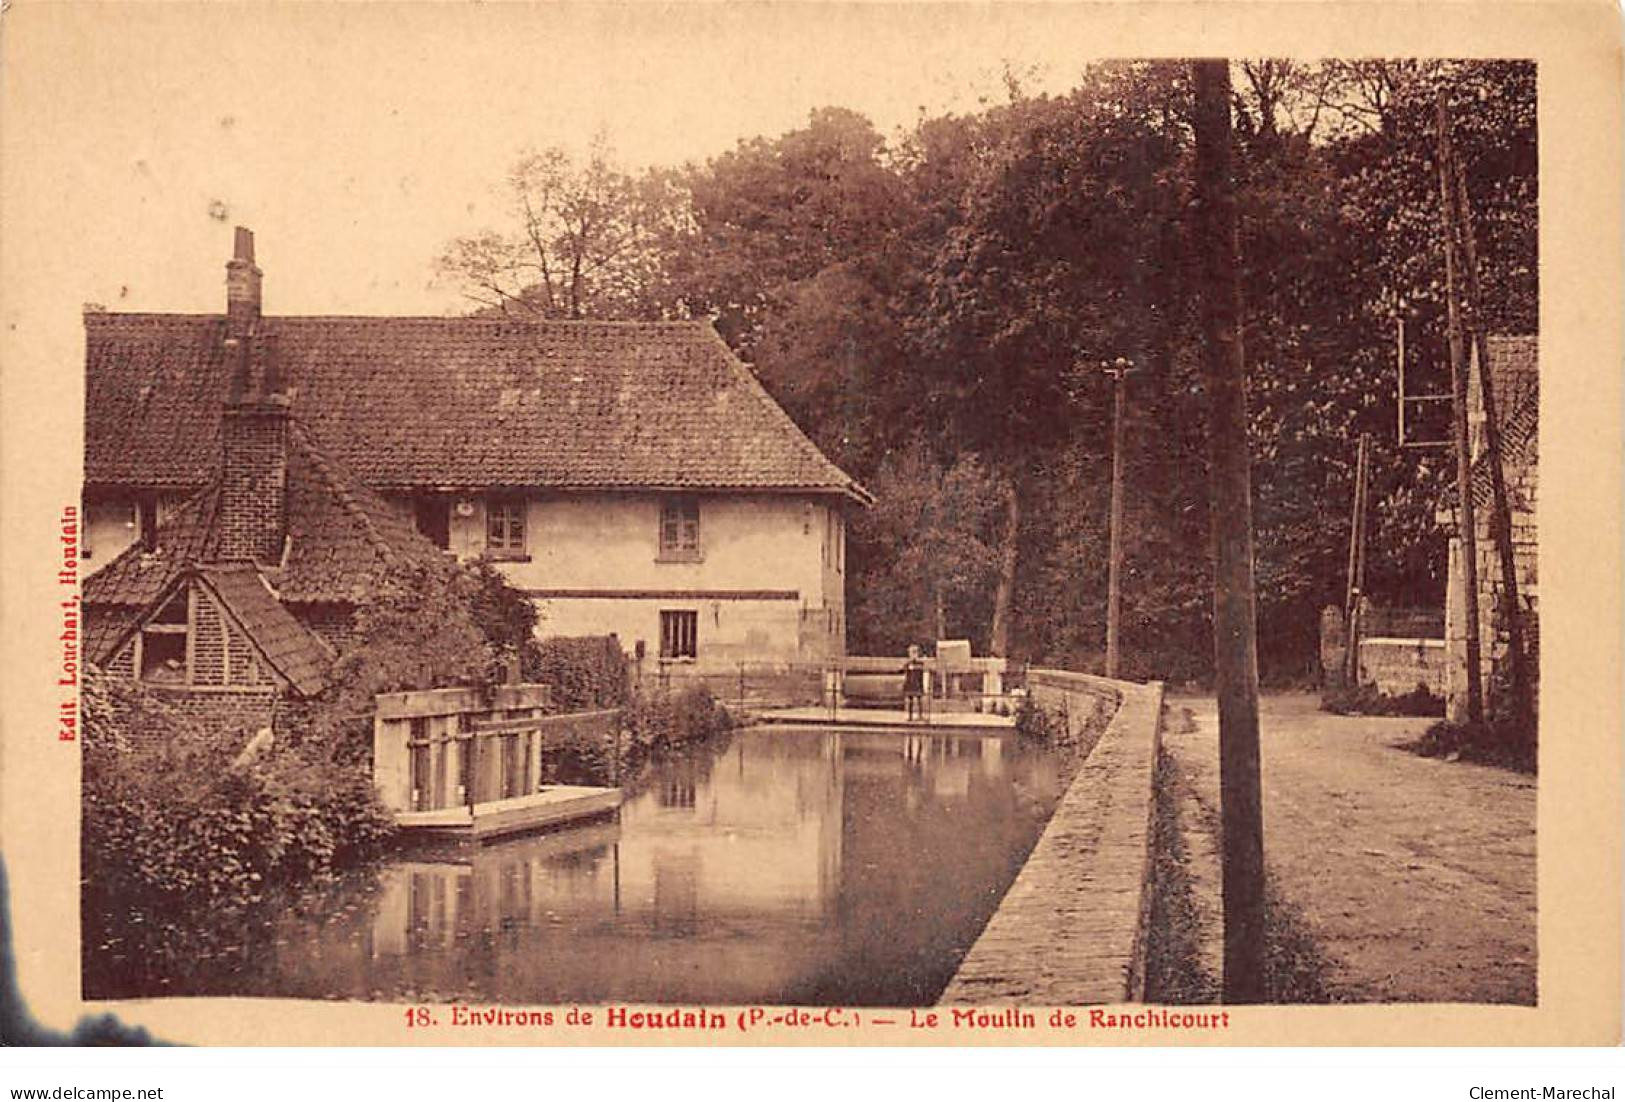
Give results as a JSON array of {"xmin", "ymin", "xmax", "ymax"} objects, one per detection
[{"xmin": 0, "ymin": 1, "xmax": 1618, "ymax": 1059}]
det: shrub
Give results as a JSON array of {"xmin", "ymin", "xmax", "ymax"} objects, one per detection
[
  {"xmin": 621, "ymin": 684, "xmax": 735, "ymax": 764},
  {"xmin": 525, "ymin": 635, "xmax": 630, "ymax": 712},
  {"xmin": 1404, "ymin": 716, "xmax": 1536, "ymax": 773},
  {"xmin": 1015, "ymin": 687, "xmax": 1118, "ymax": 777},
  {"xmin": 1321, "ymin": 681, "xmax": 1445, "ymax": 718},
  {"xmin": 82, "ymin": 667, "xmax": 394, "ymax": 915},
  {"xmin": 1015, "ymin": 693, "xmax": 1063, "ymax": 743}
]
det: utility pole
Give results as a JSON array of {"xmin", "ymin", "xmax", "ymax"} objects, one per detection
[
  {"xmin": 1342, "ymin": 434, "xmax": 1372, "ymax": 687},
  {"xmin": 1451, "ymin": 149, "xmax": 1533, "ymax": 735},
  {"xmin": 1192, "ymin": 59, "xmax": 1267, "ymax": 1004},
  {"xmin": 1436, "ymin": 90, "xmax": 1485, "ymax": 726},
  {"xmin": 1104, "ymin": 356, "xmax": 1134, "ymax": 679}
]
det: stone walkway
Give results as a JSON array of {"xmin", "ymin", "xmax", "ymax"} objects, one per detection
[
  {"xmin": 1164, "ymin": 692, "xmax": 1536, "ymax": 1004},
  {"xmin": 939, "ymin": 681, "xmax": 1162, "ymax": 1004}
]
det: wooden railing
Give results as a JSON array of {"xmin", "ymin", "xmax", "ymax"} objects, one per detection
[{"xmin": 372, "ymin": 684, "xmax": 624, "ymax": 814}]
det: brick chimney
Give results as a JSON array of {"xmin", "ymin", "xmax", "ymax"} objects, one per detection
[
  {"xmin": 226, "ymin": 226, "xmax": 262, "ymax": 339},
  {"xmin": 218, "ymin": 227, "xmax": 289, "ymax": 564}
]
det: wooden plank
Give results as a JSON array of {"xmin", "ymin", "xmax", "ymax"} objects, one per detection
[
  {"xmin": 470, "ymin": 716, "xmax": 545, "ymax": 735},
  {"xmin": 470, "ymin": 788, "xmax": 623, "ymax": 840}
]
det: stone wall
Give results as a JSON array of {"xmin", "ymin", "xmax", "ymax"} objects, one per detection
[
  {"xmin": 939, "ymin": 674, "xmax": 1164, "ymax": 1005},
  {"xmin": 1319, "ymin": 605, "xmax": 1447, "ymax": 699},
  {"xmin": 1358, "ymin": 637, "xmax": 1447, "ymax": 698},
  {"xmin": 1445, "ymin": 516, "xmax": 1538, "ymax": 723},
  {"xmin": 1027, "ymin": 668, "xmax": 1120, "ymax": 742}
]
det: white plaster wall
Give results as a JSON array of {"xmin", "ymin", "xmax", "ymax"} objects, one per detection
[
  {"xmin": 534, "ymin": 596, "xmax": 803, "ymax": 668},
  {"xmin": 84, "ymin": 499, "xmax": 138, "ymax": 565},
  {"xmin": 499, "ymin": 493, "xmax": 826, "ymax": 594},
  {"xmin": 435, "ymin": 491, "xmax": 846, "ymax": 667}
]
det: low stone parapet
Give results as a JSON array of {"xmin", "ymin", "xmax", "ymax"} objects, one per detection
[
  {"xmin": 938, "ymin": 675, "xmax": 1165, "ymax": 1005},
  {"xmin": 1358, "ymin": 636, "xmax": 1447, "ymax": 698}
]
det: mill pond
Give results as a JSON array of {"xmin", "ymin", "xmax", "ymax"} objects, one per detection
[{"xmin": 85, "ymin": 726, "xmax": 1065, "ymax": 1007}]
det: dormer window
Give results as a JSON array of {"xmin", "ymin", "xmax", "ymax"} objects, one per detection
[
  {"xmin": 140, "ymin": 590, "xmax": 189, "ymax": 684},
  {"xmin": 658, "ymin": 498, "xmax": 701, "ymax": 562}
]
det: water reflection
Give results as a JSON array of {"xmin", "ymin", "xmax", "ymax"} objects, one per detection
[{"xmin": 137, "ymin": 728, "xmax": 1062, "ymax": 1006}]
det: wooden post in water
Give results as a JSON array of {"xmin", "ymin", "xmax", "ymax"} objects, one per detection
[{"xmin": 1192, "ymin": 58, "xmax": 1267, "ymax": 1004}]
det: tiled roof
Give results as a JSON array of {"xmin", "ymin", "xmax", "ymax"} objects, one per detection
[
  {"xmin": 83, "ymin": 480, "xmax": 224, "ymax": 610},
  {"xmin": 85, "ymin": 606, "xmax": 139, "ymax": 668},
  {"xmin": 84, "ymin": 418, "xmax": 450, "ymax": 608},
  {"xmin": 1469, "ymin": 335, "xmax": 1538, "ymax": 512},
  {"xmin": 278, "ymin": 420, "xmax": 453, "ymax": 603},
  {"xmin": 84, "ymin": 314, "xmax": 868, "ymax": 500},
  {"xmin": 195, "ymin": 565, "xmax": 332, "ymax": 696},
  {"xmin": 1434, "ymin": 336, "xmax": 1538, "ymax": 519}
]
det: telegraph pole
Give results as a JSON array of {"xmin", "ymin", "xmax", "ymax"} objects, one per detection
[
  {"xmin": 1343, "ymin": 433, "xmax": 1371, "ymax": 687},
  {"xmin": 1451, "ymin": 150, "xmax": 1532, "ymax": 734},
  {"xmin": 1104, "ymin": 357, "xmax": 1134, "ymax": 679},
  {"xmin": 1192, "ymin": 58, "xmax": 1267, "ymax": 1004},
  {"xmin": 1436, "ymin": 91, "xmax": 1485, "ymax": 726}
]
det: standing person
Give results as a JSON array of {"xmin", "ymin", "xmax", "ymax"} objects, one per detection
[{"xmin": 902, "ymin": 644, "xmax": 927, "ymax": 722}]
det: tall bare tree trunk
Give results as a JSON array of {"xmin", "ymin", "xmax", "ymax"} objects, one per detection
[
  {"xmin": 987, "ymin": 479, "xmax": 1020, "ymax": 657},
  {"xmin": 1193, "ymin": 58, "xmax": 1267, "ymax": 1005}
]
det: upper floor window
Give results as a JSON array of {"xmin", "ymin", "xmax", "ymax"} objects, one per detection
[
  {"xmin": 658, "ymin": 498, "xmax": 701, "ymax": 561},
  {"xmin": 486, "ymin": 497, "xmax": 527, "ymax": 558}
]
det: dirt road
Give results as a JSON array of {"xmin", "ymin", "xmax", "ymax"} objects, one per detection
[{"xmin": 1163, "ymin": 692, "xmax": 1536, "ymax": 1004}]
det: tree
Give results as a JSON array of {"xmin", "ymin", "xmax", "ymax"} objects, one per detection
[
  {"xmin": 436, "ymin": 138, "xmax": 685, "ymax": 319},
  {"xmin": 905, "ymin": 65, "xmax": 1193, "ymax": 657},
  {"xmin": 848, "ymin": 446, "xmax": 1004, "ymax": 653},
  {"xmin": 429, "ymin": 60, "xmax": 1536, "ymax": 686},
  {"xmin": 1192, "ymin": 56, "xmax": 1267, "ymax": 1005}
]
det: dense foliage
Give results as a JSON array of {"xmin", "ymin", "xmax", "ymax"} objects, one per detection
[
  {"xmin": 535, "ymin": 684, "xmax": 736, "ymax": 787},
  {"xmin": 289, "ymin": 557, "xmax": 539, "ymax": 760},
  {"xmin": 523, "ymin": 634, "xmax": 631, "ymax": 713},
  {"xmin": 81, "ymin": 665, "xmax": 396, "ymax": 988},
  {"xmin": 441, "ymin": 60, "xmax": 1536, "ymax": 682}
]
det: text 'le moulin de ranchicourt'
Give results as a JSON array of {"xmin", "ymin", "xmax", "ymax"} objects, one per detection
[{"xmin": 58, "ymin": 505, "xmax": 80, "ymax": 741}]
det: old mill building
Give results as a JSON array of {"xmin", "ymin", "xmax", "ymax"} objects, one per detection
[{"xmin": 83, "ymin": 228, "xmax": 870, "ymax": 704}]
